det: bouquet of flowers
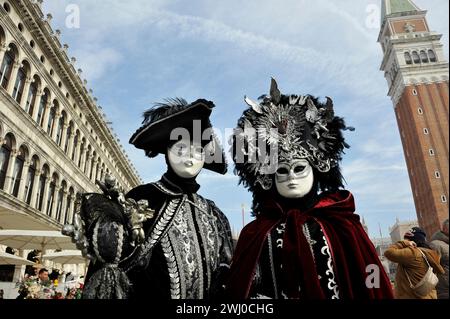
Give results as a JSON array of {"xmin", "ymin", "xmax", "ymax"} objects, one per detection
[
  {"xmin": 65, "ymin": 282, "xmax": 84, "ymax": 299},
  {"xmin": 16, "ymin": 275, "xmax": 55, "ymax": 299}
]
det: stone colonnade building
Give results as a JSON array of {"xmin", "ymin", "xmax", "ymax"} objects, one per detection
[{"xmin": 0, "ymin": 0, "xmax": 142, "ymax": 232}]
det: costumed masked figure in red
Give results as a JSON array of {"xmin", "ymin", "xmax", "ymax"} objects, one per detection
[{"xmin": 226, "ymin": 79, "xmax": 394, "ymax": 299}]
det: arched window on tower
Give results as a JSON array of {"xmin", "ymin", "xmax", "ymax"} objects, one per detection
[
  {"xmin": 420, "ymin": 50, "xmax": 429, "ymax": 63},
  {"xmin": 404, "ymin": 52, "xmax": 412, "ymax": 65},
  {"xmin": 0, "ymin": 134, "xmax": 13, "ymax": 190},
  {"xmin": 11, "ymin": 145, "xmax": 27, "ymax": 197},
  {"xmin": 428, "ymin": 50, "xmax": 437, "ymax": 62},
  {"xmin": 412, "ymin": 51, "xmax": 420, "ymax": 64}
]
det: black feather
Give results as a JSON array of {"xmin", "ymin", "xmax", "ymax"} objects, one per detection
[
  {"xmin": 270, "ymin": 78, "xmax": 281, "ymax": 104},
  {"xmin": 142, "ymin": 98, "xmax": 188, "ymax": 125}
]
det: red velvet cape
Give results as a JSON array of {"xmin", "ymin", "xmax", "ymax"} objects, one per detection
[{"xmin": 226, "ymin": 190, "xmax": 394, "ymax": 299}]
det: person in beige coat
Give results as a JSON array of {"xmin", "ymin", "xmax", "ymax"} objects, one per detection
[{"xmin": 384, "ymin": 227, "xmax": 444, "ymax": 299}]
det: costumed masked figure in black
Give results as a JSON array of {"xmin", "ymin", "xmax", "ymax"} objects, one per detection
[
  {"xmin": 226, "ymin": 79, "xmax": 393, "ymax": 299},
  {"xmin": 63, "ymin": 99, "xmax": 233, "ymax": 299}
]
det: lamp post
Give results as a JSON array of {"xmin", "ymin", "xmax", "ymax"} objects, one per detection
[{"xmin": 241, "ymin": 203, "xmax": 245, "ymax": 230}]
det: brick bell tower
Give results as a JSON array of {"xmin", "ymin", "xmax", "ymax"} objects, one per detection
[{"xmin": 378, "ymin": 0, "xmax": 449, "ymax": 237}]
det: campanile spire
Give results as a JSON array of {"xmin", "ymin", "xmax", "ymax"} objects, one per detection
[{"xmin": 378, "ymin": 0, "xmax": 449, "ymax": 236}]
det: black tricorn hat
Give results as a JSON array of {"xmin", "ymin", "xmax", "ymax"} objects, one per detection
[{"xmin": 129, "ymin": 98, "xmax": 227, "ymax": 174}]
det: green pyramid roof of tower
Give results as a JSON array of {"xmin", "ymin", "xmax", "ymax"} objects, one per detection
[{"xmin": 381, "ymin": 0, "xmax": 421, "ymax": 23}]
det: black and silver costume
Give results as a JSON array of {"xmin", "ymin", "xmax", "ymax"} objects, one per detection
[{"xmin": 63, "ymin": 99, "xmax": 233, "ymax": 299}]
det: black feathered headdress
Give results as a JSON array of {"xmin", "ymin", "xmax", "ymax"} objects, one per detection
[
  {"xmin": 130, "ymin": 98, "xmax": 227, "ymax": 174},
  {"xmin": 231, "ymin": 78, "xmax": 354, "ymax": 193}
]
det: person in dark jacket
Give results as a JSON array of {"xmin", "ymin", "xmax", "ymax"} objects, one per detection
[
  {"xmin": 430, "ymin": 219, "xmax": 449, "ymax": 299},
  {"xmin": 64, "ymin": 99, "xmax": 233, "ymax": 299}
]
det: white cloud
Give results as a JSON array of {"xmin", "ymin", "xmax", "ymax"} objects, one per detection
[
  {"xmin": 343, "ymin": 159, "xmax": 406, "ymax": 175},
  {"xmin": 359, "ymin": 139, "xmax": 404, "ymax": 159},
  {"xmin": 41, "ymin": 0, "xmax": 447, "ymax": 238},
  {"xmin": 46, "ymin": 0, "xmax": 393, "ymax": 97},
  {"xmin": 343, "ymin": 158, "xmax": 413, "ymax": 212},
  {"xmin": 45, "ymin": 0, "xmax": 448, "ymax": 101},
  {"xmin": 317, "ymin": 0, "xmax": 376, "ymax": 41},
  {"xmin": 73, "ymin": 47, "xmax": 122, "ymax": 81},
  {"xmin": 144, "ymin": 9, "xmax": 384, "ymax": 97}
]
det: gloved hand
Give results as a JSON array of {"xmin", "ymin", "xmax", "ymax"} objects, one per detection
[{"xmin": 62, "ymin": 212, "xmax": 93, "ymax": 260}]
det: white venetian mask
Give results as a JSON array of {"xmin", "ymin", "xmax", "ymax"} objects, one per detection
[
  {"xmin": 167, "ymin": 138, "xmax": 206, "ymax": 178},
  {"xmin": 275, "ymin": 159, "xmax": 314, "ymax": 199}
]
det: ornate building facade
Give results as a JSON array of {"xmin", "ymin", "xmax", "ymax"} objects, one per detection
[
  {"xmin": 379, "ymin": 0, "xmax": 449, "ymax": 236},
  {"xmin": 0, "ymin": 0, "xmax": 142, "ymax": 231},
  {"xmin": 389, "ymin": 218, "xmax": 419, "ymax": 243}
]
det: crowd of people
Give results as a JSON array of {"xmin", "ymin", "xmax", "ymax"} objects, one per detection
[
  {"xmin": 15, "ymin": 266, "xmax": 84, "ymax": 299},
  {"xmin": 384, "ymin": 219, "xmax": 449, "ymax": 299}
]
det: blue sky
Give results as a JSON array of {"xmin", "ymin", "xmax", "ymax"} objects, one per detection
[{"xmin": 43, "ymin": 0, "xmax": 449, "ymax": 239}]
